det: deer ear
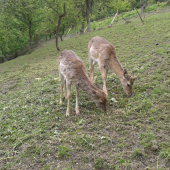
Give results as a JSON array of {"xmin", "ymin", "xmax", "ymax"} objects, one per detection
[
  {"xmin": 123, "ymin": 69, "xmax": 128, "ymax": 78},
  {"xmin": 92, "ymin": 90, "xmax": 96, "ymax": 95},
  {"xmin": 131, "ymin": 76, "xmax": 137, "ymax": 81}
]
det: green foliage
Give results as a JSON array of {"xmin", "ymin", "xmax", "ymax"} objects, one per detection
[
  {"xmin": 145, "ymin": 2, "xmax": 167, "ymax": 12},
  {"xmin": 0, "ymin": 0, "xmax": 168, "ymax": 57},
  {"xmin": 90, "ymin": 1, "xmax": 112, "ymax": 21},
  {"xmin": 59, "ymin": 2, "xmax": 82, "ymax": 36},
  {"xmin": 139, "ymin": 132, "xmax": 156, "ymax": 150},
  {"xmin": 109, "ymin": 0, "xmax": 131, "ymax": 12},
  {"xmin": 0, "ymin": 11, "xmax": 28, "ymax": 56},
  {"xmin": 0, "ymin": 0, "xmax": 44, "ymax": 55},
  {"xmin": 58, "ymin": 145, "xmax": 73, "ymax": 159},
  {"xmin": 133, "ymin": 149, "xmax": 143, "ymax": 158},
  {"xmin": 95, "ymin": 158, "xmax": 110, "ymax": 170},
  {"xmin": 160, "ymin": 147, "xmax": 170, "ymax": 162}
]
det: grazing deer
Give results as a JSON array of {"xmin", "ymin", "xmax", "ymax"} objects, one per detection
[
  {"xmin": 88, "ymin": 36, "xmax": 136, "ymax": 97},
  {"xmin": 58, "ymin": 50, "xmax": 107, "ymax": 116}
]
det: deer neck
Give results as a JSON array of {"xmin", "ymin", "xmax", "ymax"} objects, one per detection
[
  {"xmin": 110, "ymin": 58, "xmax": 124, "ymax": 81},
  {"xmin": 78, "ymin": 76, "xmax": 98, "ymax": 95}
]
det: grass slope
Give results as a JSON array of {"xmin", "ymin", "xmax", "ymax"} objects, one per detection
[{"xmin": 0, "ymin": 8, "xmax": 170, "ymax": 170}]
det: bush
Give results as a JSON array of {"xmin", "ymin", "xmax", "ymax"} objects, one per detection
[{"xmin": 167, "ymin": 0, "xmax": 170, "ymax": 5}]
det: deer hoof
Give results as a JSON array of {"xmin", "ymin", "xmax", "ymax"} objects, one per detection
[{"xmin": 66, "ymin": 112, "xmax": 69, "ymax": 117}]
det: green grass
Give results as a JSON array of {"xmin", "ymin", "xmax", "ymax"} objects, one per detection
[{"xmin": 0, "ymin": 7, "xmax": 170, "ymax": 170}]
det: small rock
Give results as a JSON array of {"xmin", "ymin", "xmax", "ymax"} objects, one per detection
[
  {"xmin": 125, "ymin": 21, "xmax": 131, "ymax": 24},
  {"xmin": 35, "ymin": 78, "xmax": 41, "ymax": 81},
  {"xmin": 151, "ymin": 145, "xmax": 158, "ymax": 151}
]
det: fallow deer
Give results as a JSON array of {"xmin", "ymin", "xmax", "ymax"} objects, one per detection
[
  {"xmin": 88, "ymin": 36, "xmax": 136, "ymax": 97},
  {"xmin": 58, "ymin": 50, "xmax": 107, "ymax": 116}
]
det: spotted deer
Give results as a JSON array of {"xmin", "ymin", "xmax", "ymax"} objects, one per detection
[
  {"xmin": 58, "ymin": 50, "xmax": 107, "ymax": 116},
  {"xmin": 88, "ymin": 36, "xmax": 136, "ymax": 97}
]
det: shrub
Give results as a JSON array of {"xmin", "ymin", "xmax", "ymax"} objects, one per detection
[{"xmin": 167, "ymin": 0, "xmax": 170, "ymax": 5}]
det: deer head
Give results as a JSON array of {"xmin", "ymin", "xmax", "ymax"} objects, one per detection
[
  {"xmin": 91, "ymin": 89, "xmax": 107, "ymax": 112},
  {"xmin": 121, "ymin": 69, "xmax": 136, "ymax": 96}
]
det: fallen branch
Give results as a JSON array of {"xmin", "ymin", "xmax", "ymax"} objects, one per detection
[
  {"xmin": 0, "ymin": 157, "xmax": 14, "ymax": 161},
  {"xmin": 128, "ymin": 0, "xmax": 144, "ymax": 23},
  {"xmin": 84, "ymin": 27, "xmax": 87, "ymax": 33},
  {"xmin": 110, "ymin": 9, "xmax": 118, "ymax": 25},
  {"xmin": 1, "ymin": 56, "xmax": 8, "ymax": 62},
  {"xmin": 134, "ymin": 7, "xmax": 144, "ymax": 23},
  {"xmin": 67, "ymin": 27, "xmax": 72, "ymax": 35}
]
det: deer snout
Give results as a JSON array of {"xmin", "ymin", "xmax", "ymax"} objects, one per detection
[
  {"xmin": 102, "ymin": 105, "xmax": 107, "ymax": 113},
  {"xmin": 127, "ymin": 93, "xmax": 132, "ymax": 97}
]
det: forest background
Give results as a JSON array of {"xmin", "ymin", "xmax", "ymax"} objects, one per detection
[{"xmin": 0, "ymin": 0, "xmax": 169, "ymax": 63}]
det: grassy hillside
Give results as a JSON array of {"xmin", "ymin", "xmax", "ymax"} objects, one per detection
[{"xmin": 0, "ymin": 7, "xmax": 170, "ymax": 170}]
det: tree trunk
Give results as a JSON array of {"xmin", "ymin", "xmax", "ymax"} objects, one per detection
[
  {"xmin": 55, "ymin": 3, "xmax": 66, "ymax": 51},
  {"xmin": 141, "ymin": 0, "xmax": 146, "ymax": 14},
  {"xmin": 29, "ymin": 35, "xmax": 32, "ymax": 52},
  {"xmin": 59, "ymin": 35, "xmax": 63, "ymax": 41},
  {"xmin": 80, "ymin": 23, "xmax": 84, "ymax": 34},
  {"xmin": 49, "ymin": 34, "xmax": 51, "ymax": 39},
  {"xmin": 56, "ymin": 17, "xmax": 63, "ymax": 50},
  {"xmin": 86, "ymin": 0, "xmax": 90, "ymax": 32},
  {"xmin": 141, "ymin": 5, "xmax": 145, "ymax": 14},
  {"xmin": 56, "ymin": 26, "xmax": 60, "ymax": 51},
  {"xmin": 59, "ymin": 29, "xmax": 64, "ymax": 41},
  {"xmin": 14, "ymin": 52, "xmax": 18, "ymax": 59},
  {"xmin": 29, "ymin": 21, "xmax": 32, "ymax": 52},
  {"xmin": 46, "ymin": 35, "xmax": 47, "ymax": 40}
]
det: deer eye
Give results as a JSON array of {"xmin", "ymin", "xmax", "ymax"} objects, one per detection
[
  {"xmin": 100, "ymin": 102, "xmax": 103, "ymax": 104},
  {"xmin": 127, "ymin": 84, "xmax": 130, "ymax": 87}
]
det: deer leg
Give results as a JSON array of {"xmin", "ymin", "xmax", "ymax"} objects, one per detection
[
  {"xmin": 92, "ymin": 62, "xmax": 95, "ymax": 84},
  {"xmin": 66, "ymin": 81, "xmax": 71, "ymax": 117},
  {"xmin": 90, "ymin": 58, "xmax": 96, "ymax": 84},
  {"xmin": 89, "ymin": 58, "xmax": 93, "ymax": 83},
  {"xmin": 59, "ymin": 72, "xmax": 64, "ymax": 104},
  {"xmin": 64, "ymin": 80, "xmax": 67, "ymax": 99},
  {"xmin": 100, "ymin": 66, "xmax": 108, "ymax": 97},
  {"xmin": 75, "ymin": 87, "xmax": 80, "ymax": 115}
]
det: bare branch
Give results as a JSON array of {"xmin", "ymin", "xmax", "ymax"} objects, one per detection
[
  {"xmin": 128, "ymin": 0, "xmax": 144, "ymax": 23},
  {"xmin": 44, "ymin": 0, "xmax": 59, "ymax": 15}
]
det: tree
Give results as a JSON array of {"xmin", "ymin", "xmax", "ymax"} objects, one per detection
[
  {"xmin": 129, "ymin": 0, "xmax": 148, "ymax": 14},
  {"xmin": 84, "ymin": 0, "xmax": 109, "ymax": 32},
  {"xmin": 45, "ymin": 0, "xmax": 67, "ymax": 51},
  {"xmin": 86, "ymin": 0, "xmax": 91, "ymax": 32},
  {"xmin": 140, "ymin": 0, "xmax": 147, "ymax": 14},
  {"xmin": 45, "ymin": 0, "xmax": 82, "ymax": 50},
  {"xmin": 74, "ymin": 0, "xmax": 86, "ymax": 34},
  {"xmin": 58, "ymin": 9, "xmax": 80, "ymax": 41},
  {"xmin": 90, "ymin": 1, "xmax": 111, "ymax": 21},
  {"xmin": 5, "ymin": 0, "xmax": 44, "ymax": 52},
  {"xmin": 0, "ymin": 1, "xmax": 29, "ymax": 58},
  {"xmin": 40, "ymin": 8, "xmax": 58, "ymax": 40}
]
